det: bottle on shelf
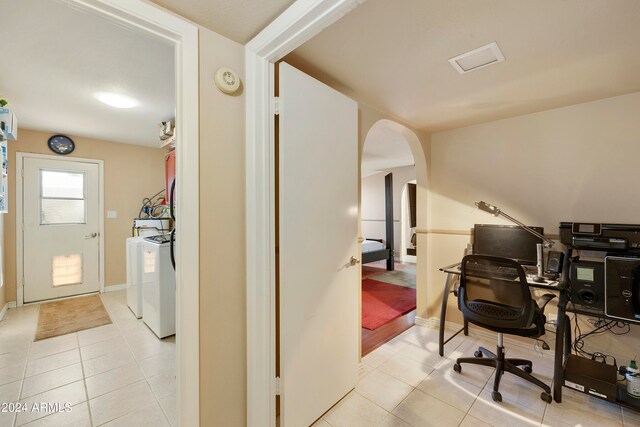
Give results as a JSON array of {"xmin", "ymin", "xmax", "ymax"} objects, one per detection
[{"xmin": 626, "ymin": 358, "xmax": 640, "ymax": 398}]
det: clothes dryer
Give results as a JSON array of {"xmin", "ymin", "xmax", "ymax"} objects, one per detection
[{"xmin": 141, "ymin": 234, "xmax": 176, "ymax": 338}]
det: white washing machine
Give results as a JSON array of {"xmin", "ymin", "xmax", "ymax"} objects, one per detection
[
  {"xmin": 126, "ymin": 237, "xmax": 146, "ymax": 318},
  {"xmin": 141, "ymin": 235, "xmax": 176, "ymax": 338}
]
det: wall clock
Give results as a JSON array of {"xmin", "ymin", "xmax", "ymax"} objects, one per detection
[{"xmin": 48, "ymin": 135, "xmax": 75, "ymax": 155}]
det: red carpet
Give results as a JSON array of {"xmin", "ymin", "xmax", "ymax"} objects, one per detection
[{"xmin": 362, "ymin": 279, "xmax": 416, "ymax": 330}]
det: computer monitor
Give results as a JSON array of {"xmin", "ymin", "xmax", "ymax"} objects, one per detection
[{"xmin": 473, "ymin": 224, "xmax": 544, "ymax": 265}]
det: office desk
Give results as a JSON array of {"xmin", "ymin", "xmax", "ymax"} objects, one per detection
[{"xmin": 438, "ymin": 262, "xmax": 560, "ymax": 357}]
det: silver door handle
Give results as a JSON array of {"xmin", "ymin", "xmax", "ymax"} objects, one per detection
[
  {"xmin": 350, "ymin": 256, "xmax": 360, "ymax": 266},
  {"xmin": 85, "ymin": 232, "xmax": 98, "ymax": 239}
]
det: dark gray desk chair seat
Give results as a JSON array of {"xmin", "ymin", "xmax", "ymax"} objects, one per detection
[{"xmin": 453, "ymin": 255, "xmax": 555, "ymax": 403}]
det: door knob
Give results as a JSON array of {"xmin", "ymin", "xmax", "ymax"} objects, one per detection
[
  {"xmin": 85, "ymin": 232, "xmax": 98, "ymax": 239},
  {"xmin": 350, "ymin": 256, "xmax": 360, "ymax": 266}
]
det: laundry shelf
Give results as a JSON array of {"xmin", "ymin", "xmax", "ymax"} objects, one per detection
[{"xmin": 0, "ymin": 139, "xmax": 7, "ymax": 213}]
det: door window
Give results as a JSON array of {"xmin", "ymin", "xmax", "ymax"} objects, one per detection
[{"xmin": 40, "ymin": 170, "xmax": 86, "ymax": 224}]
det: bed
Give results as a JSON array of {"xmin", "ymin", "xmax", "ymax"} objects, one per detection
[{"xmin": 362, "ymin": 238, "xmax": 392, "ymax": 265}]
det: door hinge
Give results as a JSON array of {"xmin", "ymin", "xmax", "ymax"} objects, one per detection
[
  {"xmin": 274, "ymin": 377, "xmax": 281, "ymax": 395},
  {"xmin": 273, "ymin": 97, "xmax": 280, "ymax": 116}
]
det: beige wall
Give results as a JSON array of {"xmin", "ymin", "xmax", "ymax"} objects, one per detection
[
  {"xmin": 3, "ymin": 128, "xmax": 166, "ymax": 302},
  {"xmin": 426, "ymin": 91, "xmax": 640, "ymax": 362},
  {"xmin": 197, "ymin": 27, "xmax": 246, "ymax": 426}
]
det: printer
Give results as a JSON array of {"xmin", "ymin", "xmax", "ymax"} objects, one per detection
[{"xmin": 559, "ymin": 222, "xmax": 640, "ymax": 254}]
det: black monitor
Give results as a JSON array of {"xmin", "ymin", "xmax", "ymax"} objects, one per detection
[{"xmin": 473, "ymin": 224, "xmax": 544, "ymax": 265}]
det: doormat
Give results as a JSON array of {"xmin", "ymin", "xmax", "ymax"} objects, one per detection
[
  {"xmin": 362, "ymin": 279, "xmax": 416, "ymax": 330},
  {"xmin": 35, "ymin": 295, "xmax": 112, "ymax": 341}
]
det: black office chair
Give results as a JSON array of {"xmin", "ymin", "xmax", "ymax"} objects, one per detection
[{"xmin": 453, "ymin": 255, "xmax": 555, "ymax": 403}]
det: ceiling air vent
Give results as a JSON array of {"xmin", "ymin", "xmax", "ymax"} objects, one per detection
[{"xmin": 448, "ymin": 42, "xmax": 505, "ymax": 74}]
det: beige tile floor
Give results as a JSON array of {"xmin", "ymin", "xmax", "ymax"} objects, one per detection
[
  {"xmin": 317, "ymin": 325, "xmax": 639, "ymax": 427},
  {"xmin": 0, "ymin": 290, "xmax": 175, "ymax": 427}
]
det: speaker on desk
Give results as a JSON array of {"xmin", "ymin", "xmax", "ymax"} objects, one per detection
[
  {"xmin": 546, "ymin": 251, "xmax": 564, "ymax": 274},
  {"xmin": 569, "ymin": 260, "xmax": 605, "ymax": 311},
  {"xmin": 571, "ymin": 284, "xmax": 605, "ymax": 310}
]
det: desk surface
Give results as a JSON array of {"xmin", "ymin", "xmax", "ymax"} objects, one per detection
[{"xmin": 439, "ymin": 262, "xmax": 560, "ymax": 290}]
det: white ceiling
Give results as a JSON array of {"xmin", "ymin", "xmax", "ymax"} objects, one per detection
[
  {"xmin": 361, "ymin": 122, "xmax": 414, "ymax": 176},
  {"xmin": 0, "ymin": 0, "xmax": 175, "ymax": 147},
  {"xmin": 148, "ymin": 0, "xmax": 296, "ymax": 44},
  {"xmin": 285, "ymin": 0, "xmax": 640, "ymax": 133}
]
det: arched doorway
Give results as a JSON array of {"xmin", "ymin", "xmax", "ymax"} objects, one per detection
[{"xmin": 360, "ymin": 119, "xmax": 428, "ymax": 355}]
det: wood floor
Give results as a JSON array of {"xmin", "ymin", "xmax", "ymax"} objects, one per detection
[{"xmin": 361, "ymin": 309, "xmax": 416, "ymax": 356}]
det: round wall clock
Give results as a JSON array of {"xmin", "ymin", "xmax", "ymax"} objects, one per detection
[{"xmin": 48, "ymin": 135, "xmax": 75, "ymax": 155}]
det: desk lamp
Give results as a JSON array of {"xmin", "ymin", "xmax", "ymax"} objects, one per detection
[{"xmin": 475, "ymin": 201, "xmax": 555, "ymax": 282}]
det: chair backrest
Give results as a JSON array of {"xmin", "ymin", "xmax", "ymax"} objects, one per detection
[{"xmin": 459, "ymin": 254, "xmax": 535, "ymax": 330}]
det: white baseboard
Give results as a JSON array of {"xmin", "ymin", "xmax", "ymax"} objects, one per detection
[
  {"xmin": 104, "ymin": 284, "xmax": 126, "ymax": 292},
  {"xmin": 0, "ymin": 302, "xmax": 9, "ymax": 321},
  {"xmin": 8, "ymin": 301, "xmax": 16, "ymax": 309},
  {"xmin": 414, "ymin": 316, "xmax": 434, "ymax": 328},
  {"xmin": 414, "ymin": 316, "xmax": 553, "ymax": 354}
]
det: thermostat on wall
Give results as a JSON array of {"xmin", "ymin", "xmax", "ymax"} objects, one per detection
[{"xmin": 214, "ymin": 67, "xmax": 240, "ymax": 94}]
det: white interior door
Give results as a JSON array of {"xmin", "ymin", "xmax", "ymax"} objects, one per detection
[
  {"xmin": 279, "ymin": 62, "xmax": 359, "ymax": 426},
  {"xmin": 23, "ymin": 156, "xmax": 101, "ymax": 303}
]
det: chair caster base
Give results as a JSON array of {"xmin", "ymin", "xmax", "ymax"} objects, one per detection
[
  {"xmin": 541, "ymin": 392, "xmax": 552, "ymax": 404},
  {"xmin": 491, "ymin": 391, "xmax": 502, "ymax": 402},
  {"xmin": 523, "ymin": 365, "xmax": 532, "ymax": 374},
  {"xmin": 453, "ymin": 363, "xmax": 462, "ymax": 373},
  {"xmin": 474, "ymin": 350, "xmax": 483, "ymax": 358}
]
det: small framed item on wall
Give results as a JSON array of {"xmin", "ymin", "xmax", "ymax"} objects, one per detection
[{"xmin": 48, "ymin": 134, "xmax": 75, "ymax": 155}]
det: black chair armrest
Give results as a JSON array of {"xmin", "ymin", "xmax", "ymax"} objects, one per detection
[{"xmin": 537, "ymin": 293, "xmax": 556, "ymax": 312}]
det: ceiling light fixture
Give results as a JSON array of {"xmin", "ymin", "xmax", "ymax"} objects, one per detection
[
  {"xmin": 94, "ymin": 92, "xmax": 139, "ymax": 109},
  {"xmin": 448, "ymin": 42, "xmax": 505, "ymax": 74}
]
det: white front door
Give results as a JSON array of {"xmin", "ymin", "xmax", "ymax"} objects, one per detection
[
  {"xmin": 278, "ymin": 62, "xmax": 359, "ymax": 426},
  {"xmin": 22, "ymin": 156, "xmax": 101, "ymax": 303}
]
